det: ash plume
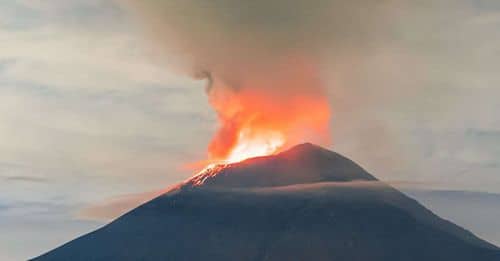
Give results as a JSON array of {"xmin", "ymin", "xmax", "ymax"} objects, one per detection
[
  {"xmin": 119, "ymin": 0, "xmax": 403, "ymax": 157},
  {"xmin": 120, "ymin": 0, "xmax": 397, "ymax": 83}
]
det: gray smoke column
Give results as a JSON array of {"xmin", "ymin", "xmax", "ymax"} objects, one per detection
[
  {"xmin": 121, "ymin": 0, "xmax": 398, "ymax": 75},
  {"xmin": 119, "ymin": 0, "xmax": 404, "ymax": 161}
]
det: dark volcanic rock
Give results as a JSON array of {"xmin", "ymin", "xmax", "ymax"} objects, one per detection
[
  {"xmin": 33, "ymin": 143, "xmax": 500, "ymax": 261},
  {"xmin": 185, "ymin": 143, "xmax": 376, "ymax": 189}
]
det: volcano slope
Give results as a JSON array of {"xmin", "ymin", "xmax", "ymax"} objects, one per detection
[{"xmin": 33, "ymin": 143, "xmax": 500, "ymax": 261}]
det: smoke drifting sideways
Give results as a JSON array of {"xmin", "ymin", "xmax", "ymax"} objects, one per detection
[{"xmin": 119, "ymin": 0, "xmax": 403, "ymax": 162}]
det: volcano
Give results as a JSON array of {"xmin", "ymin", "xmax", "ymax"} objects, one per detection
[{"xmin": 33, "ymin": 143, "xmax": 499, "ymax": 261}]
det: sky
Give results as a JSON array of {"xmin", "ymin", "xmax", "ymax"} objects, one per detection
[{"xmin": 0, "ymin": 1, "xmax": 500, "ymax": 260}]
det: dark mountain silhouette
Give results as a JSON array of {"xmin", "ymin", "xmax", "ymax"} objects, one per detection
[{"xmin": 33, "ymin": 143, "xmax": 500, "ymax": 261}]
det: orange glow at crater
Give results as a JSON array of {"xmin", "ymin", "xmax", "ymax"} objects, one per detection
[
  {"xmin": 205, "ymin": 59, "xmax": 331, "ymax": 165},
  {"xmin": 223, "ymin": 128, "xmax": 285, "ymax": 164}
]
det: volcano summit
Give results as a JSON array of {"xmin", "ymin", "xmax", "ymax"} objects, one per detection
[{"xmin": 34, "ymin": 144, "xmax": 500, "ymax": 261}]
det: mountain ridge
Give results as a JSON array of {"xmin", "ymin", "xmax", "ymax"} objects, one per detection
[
  {"xmin": 33, "ymin": 143, "xmax": 500, "ymax": 261},
  {"xmin": 183, "ymin": 143, "xmax": 376, "ymax": 190}
]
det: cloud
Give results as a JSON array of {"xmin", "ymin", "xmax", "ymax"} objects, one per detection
[
  {"xmin": 3, "ymin": 176, "xmax": 49, "ymax": 183},
  {"xmin": 0, "ymin": 0, "xmax": 216, "ymax": 189},
  {"xmin": 75, "ymin": 180, "xmax": 427, "ymax": 222},
  {"xmin": 77, "ymin": 190, "xmax": 163, "ymax": 221},
  {"xmin": 0, "ymin": 4, "xmax": 218, "ymax": 245},
  {"xmin": 405, "ymin": 189, "xmax": 500, "ymax": 247},
  {"xmin": 0, "ymin": 197, "xmax": 101, "ymax": 261},
  {"xmin": 0, "ymin": 27, "xmax": 194, "ymax": 91}
]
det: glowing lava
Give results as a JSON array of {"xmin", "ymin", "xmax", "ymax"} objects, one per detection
[
  {"xmin": 205, "ymin": 90, "xmax": 331, "ymax": 165},
  {"xmin": 204, "ymin": 60, "xmax": 331, "ymax": 165},
  {"xmin": 223, "ymin": 128, "xmax": 285, "ymax": 164}
]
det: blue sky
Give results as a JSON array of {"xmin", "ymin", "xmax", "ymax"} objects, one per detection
[{"xmin": 1, "ymin": 1, "xmax": 500, "ymax": 260}]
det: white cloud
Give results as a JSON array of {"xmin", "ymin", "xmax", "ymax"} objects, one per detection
[
  {"xmin": 0, "ymin": 26, "xmax": 194, "ymax": 91},
  {"xmin": 0, "ymin": 0, "xmax": 216, "ymax": 209}
]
